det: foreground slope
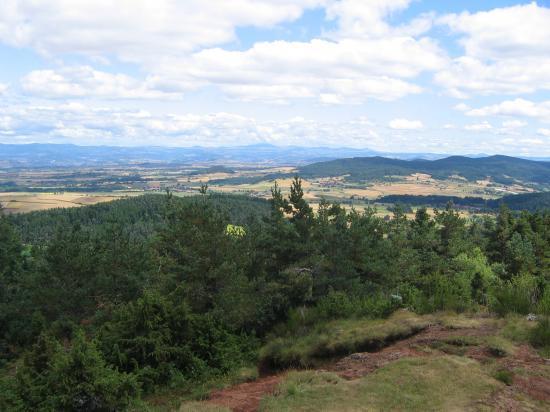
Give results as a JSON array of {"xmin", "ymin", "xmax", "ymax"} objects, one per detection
[{"xmin": 182, "ymin": 313, "xmax": 550, "ymax": 412}]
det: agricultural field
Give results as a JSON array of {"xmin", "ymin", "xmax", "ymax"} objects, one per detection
[
  {"xmin": 0, "ymin": 162, "xmax": 541, "ymax": 214},
  {"xmin": 0, "ymin": 192, "xmax": 137, "ymax": 213}
]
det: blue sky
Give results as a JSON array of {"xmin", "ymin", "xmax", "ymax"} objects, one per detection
[{"xmin": 0, "ymin": 0, "xmax": 549, "ymax": 156}]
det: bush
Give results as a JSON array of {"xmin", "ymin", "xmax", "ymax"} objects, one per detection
[
  {"xmin": 490, "ymin": 274, "xmax": 539, "ymax": 316},
  {"xmin": 313, "ymin": 291, "xmax": 399, "ymax": 321},
  {"xmin": 537, "ymin": 287, "xmax": 550, "ymax": 316},
  {"xmin": 415, "ymin": 274, "xmax": 473, "ymax": 314},
  {"xmin": 14, "ymin": 330, "xmax": 138, "ymax": 411},
  {"xmin": 493, "ymin": 369, "xmax": 514, "ymax": 385},
  {"xmin": 529, "ymin": 316, "xmax": 550, "ymax": 351},
  {"xmin": 97, "ymin": 290, "xmax": 257, "ymax": 393}
]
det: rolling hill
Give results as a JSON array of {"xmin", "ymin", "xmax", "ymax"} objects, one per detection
[
  {"xmin": 299, "ymin": 155, "xmax": 550, "ymax": 185},
  {"xmin": 377, "ymin": 192, "xmax": 550, "ymax": 212}
]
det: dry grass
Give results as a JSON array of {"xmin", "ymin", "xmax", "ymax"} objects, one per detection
[
  {"xmin": 259, "ymin": 310, "xmax": 431, "ymax": 370},
  {"xmin": 259, "ymin": 356, "xmax": 501, "ymax": 412},
  {"xmin": 179, "ymin": 403, "xmax": 231, "ymax": 412},
  {"xmin": 0, "ymin": 192, "xmax": 135, "ymax": 214}
]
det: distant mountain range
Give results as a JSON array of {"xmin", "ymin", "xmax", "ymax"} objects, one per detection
[
  {"xmin": 299, "ymin": 155, "xmax": 550, "ymax": 185},
  {"xmin": 0, "ymin": 143, "xmax": 484, "ymax": 168}
]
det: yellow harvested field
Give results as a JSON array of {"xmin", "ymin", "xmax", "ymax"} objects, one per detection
[
  {"xmin": 343, "ymin": 182, "xmax": 484, "ymax": 199},
  {"xmin": 0, "ymin": 192, "xmax": 135, "ymax": 214}
]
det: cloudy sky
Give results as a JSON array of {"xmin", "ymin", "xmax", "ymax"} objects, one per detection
[{"xmin": 1, "ymin": 0, "xmax": 550, "ymax": 155}]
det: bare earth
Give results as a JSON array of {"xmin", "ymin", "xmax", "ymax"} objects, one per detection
[{"xmin": 205, "ymin": 321, "xmax": 550, "ymax": 412}]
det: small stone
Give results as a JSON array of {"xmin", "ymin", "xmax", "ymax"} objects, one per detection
[{"xmin": 526, "ymin": 313, "xmax": 537, "ymax": 321}]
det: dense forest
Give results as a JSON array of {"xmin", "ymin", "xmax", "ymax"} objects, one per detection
[
  {"xmin": 300, "ymin": 155, "xmax": 550, "ymax": 184},
  {"xmin": 1, "ymin": 178, "xmax": 549, "ymax": 410},
  {"xmin": 378, "ymin": 192, "xmax": 550, "ymax": 212}
]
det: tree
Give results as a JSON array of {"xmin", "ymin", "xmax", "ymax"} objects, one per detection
[
  {"xmin": 15, "ymin": 330, "xmax": 138, "ymax": 411},
  {"xmin": 287, "ymin": 176, "xmax": 314, "ymax": 239}
]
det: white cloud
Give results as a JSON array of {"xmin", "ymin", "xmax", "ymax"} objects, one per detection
[
  {"xmin": 464, "ymin": 121, "xmax": 492, "ymax": 131},
  {"xmin": 538, "ymin": 128, "xmax": 550, "ymax": 137},
  {"xmin": 501, "ymin": 120, "xmax": 526, "ymax": 129},
  {"xmin": 151, "ymin": 34, "xmax": 446, "ymax": 103},
  {"xmin": 4, "ymin": 0, "xmax": 447, "ymax": 104},
  {"xmin": 389, "ymin": 118, "xmax": 424, "ymax": 130},
  {"xmin": 21, "ymin": 66, "xmax": 179, "ymax": 99},
  {"xmin": 454, "ymin": 103, "xmax": 470, "ymax": 111},
  {"xmin": 2, "ymin": 100, "xmax": 550, "ymax": 156},
  {"xmin": 0, "ymin": 101, "xmax": 382, "ymax": 147},
  {"xmin": 325, "ymin": 0, "xmax": 415, "ymax": 38},
  {"xmin": 436, "ymin": 3, "xmax": 550, "ymax": 96},
  {"xmin": 435, "ymin": 56, "xmax": 550, "ymax": 97},
  {"xmin": 465, "ymin": 99, "xmax": 550, "ymax": 122},
  {"xmin": 0, "ymin": 83, "xmax": 7, "ymax": 95},
  {"xmin": 439, "ymin": 3, "xmax": 550, "ymax": 60},
  {"xmin": 0, "ymin": 0, "xmax": 326, "ymax": 60}
]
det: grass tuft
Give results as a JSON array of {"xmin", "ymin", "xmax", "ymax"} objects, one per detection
[
  {"xmin": 260, "ymin": 356, "xmax": 501, "ymax": 412},
  {"xmin": 259, "ymin": 310, "xmax": 431, "ymax": 371}
]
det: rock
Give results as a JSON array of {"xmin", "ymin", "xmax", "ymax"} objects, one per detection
[{"xmin": 526, "ymin": 313, "xmax": 537, "ymax": 321}]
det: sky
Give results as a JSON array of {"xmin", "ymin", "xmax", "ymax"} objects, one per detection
[{"xmin": 1, "ymin": 0, "xmax": 550, "ymax": 156}]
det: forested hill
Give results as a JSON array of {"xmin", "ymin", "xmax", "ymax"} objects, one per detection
[
  {"xmin": 8, "ymin": 193, "xmax": 270, "ymax": 244},
  {"xmin": 299, "ymin": 155, "xmax": 550, "ymax": 184},
  {"xmin": 377, "ymin": 192, "xmax": 550, "ymax": 212}
]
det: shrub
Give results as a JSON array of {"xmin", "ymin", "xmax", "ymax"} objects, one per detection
[
  {"xmin": 97, "ymin": 290, "xmax": 256, "ymax": 393},
  {"xmin": 536, "ymin": 287, "xmax": 550, "ymax": 316},
  {"xmin": 529, "ymin": 316, "xmax": 550, "ymax": 351},
  {"xmin": 15, "ymin": 330, "xmax": 138, "ymax": 411},
  {"xmin": 489, "ymin": 273, "xmax": 539, "ymax": 316},
  {"xmin": 417, "ymin": 273, "xmax": 473, "ymax": 314},
  {"xmin": 493, "ymin": 369, "xmax": 513, "ymax": 385}
]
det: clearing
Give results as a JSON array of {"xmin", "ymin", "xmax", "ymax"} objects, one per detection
[{"xmin": 180, "ymin": 313, "xmax": 550, "ymax": 412}]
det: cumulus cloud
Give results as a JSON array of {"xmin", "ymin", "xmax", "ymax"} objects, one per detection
[
  {"xmin": 465, "ymin": 99, "xmax": 550, "ymax": 122},
  {"xmin": 3, "ymin": 0, "xmax": 447, "ymax": 103},
  {"xmin": 0, "ymin": 101, "xmax": 383, "ymax": 147},
  {"xmin": 150, "ymin": 35, "xmax": 444, "ymax": 103},
  {"xmin": 389, "ymin": 118, "xmax": 424, "ymax": 130},
  {"xmin": 464, "ymin": 121, "xmax": 492, "ymax": 131},
  {"xmin": 436, "ymin": 3, "xmax": 550, "ymax": 97},
  {"xmin": 538, "ymin": 128, "xmax": 550, "ymax": 137},
  {"xmin": 0, "ymin": 0, "xmax": 325, "ymax": 59},
  {"xmin": 501, "ymin": 120, "xmax": 526, "ymax": 129},
  {"xmin": 21, "ymin": 66, "xmax": 179, "ymax": 99},
  {"xmin": 2, "ymin": 100, "xmax": 549, "ymax": 156},
  {"xmin": 0, "ymin": 83, "xmax": 7, "ymax": 95}
]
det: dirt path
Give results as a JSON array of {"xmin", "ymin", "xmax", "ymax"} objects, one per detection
[
  {"xmin": 328, "ymin": 323, "xmax": 496, "ymax": 379},
  {"xmin": 207, "ymin": 374, "xmax": 284, "ymax": 412},
  {"xmin": 206, "ymin": 323, "xmax": 550, "ymax": 412}
]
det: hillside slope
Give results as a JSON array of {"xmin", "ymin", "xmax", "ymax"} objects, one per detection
[
  {"xmin": 300, "ymin": 155, "xmax": 550, "ymax": 184},
  {"xmin": 377, "ymin": 191, "xmax": 550, "ymax": 211}
]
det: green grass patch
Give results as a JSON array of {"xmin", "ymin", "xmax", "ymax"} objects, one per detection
[
  {"xmin": 259, "ymin": 356, "xmax": 501, "ymax": 412},
  {"xmin": 435, "ymin": 312, "xmax": 488, "ymax": 330},
  {"xmin": 260, "ymin": 310, "xmax": 431, "ymax": 370},
  {"xmin": 498, "ymin": 315, "xmax": 535, "ymax": 344},
  {"xmin": 492, "ymin": 369, "xmax": 514, "ymax": 386}
]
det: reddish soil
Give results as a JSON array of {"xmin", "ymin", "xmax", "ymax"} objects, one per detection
[
  {"xmin": 329, "ymin": 323, "xmax": 496, "ymax": 379},
  {"xmin": 206, "ymin": 323, "xmax": 550, "ymax": 412},
  {"xmin": 208, "ymin": 374, "xmax": 284, "ymax": 412}
]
